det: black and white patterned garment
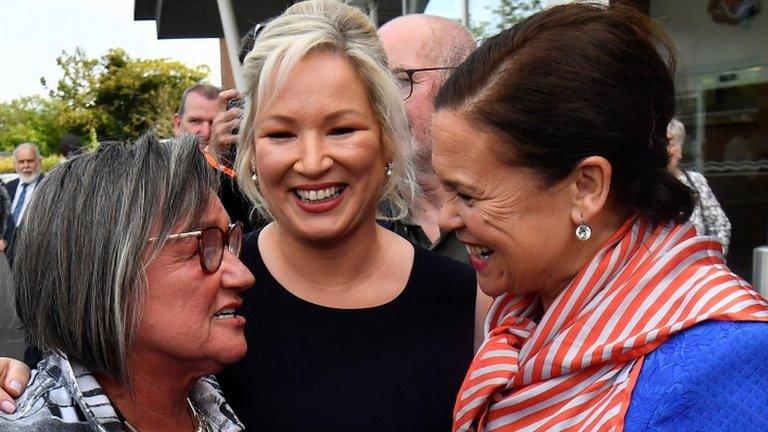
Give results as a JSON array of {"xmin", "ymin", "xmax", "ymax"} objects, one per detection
[
  {"xmin": 679, "ymin": 170, "xmax": 732, "ymax": 255},
  {"xmin": 0, "ymin": 353, "xmax": 244, "ymax": 432}
]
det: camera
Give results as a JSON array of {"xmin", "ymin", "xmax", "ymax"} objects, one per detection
[
  {"xmin": 227, "ymin": 97, "xmax": 245, "ymax": 110},
  {"xmin": 227, "ymin": 97, "xmax": 245, "ymax": 135}
]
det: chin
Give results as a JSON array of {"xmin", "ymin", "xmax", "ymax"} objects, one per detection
[
  {"xmin": 290, "ymin": 216, "xmax": 360, "ymax": 244},
  {"xmin": 214, "ymin": 341, "xmax": 248, "ymax": 366},
  {"xmin": 474, "ymin": 259, "xmax": 513, "ymax": 298},
  {"xmin": 477, "ymin": 279, "xmax": 509, "ymax": 298},
  {"xmin": 18, "ymin": 173, "xmax": 40, "ymax": 183}
]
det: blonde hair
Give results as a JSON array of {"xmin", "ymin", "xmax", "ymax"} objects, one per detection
[{"xmin": 236, "ymin": 0, "xmax": 415, "ymax": 220}]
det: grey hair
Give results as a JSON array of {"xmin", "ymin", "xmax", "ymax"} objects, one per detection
[
  {"xmin": 13, "ymin": 142, "xmax": 41, "ymax": 160},
  {"xmin": 235, "ymin": 0, "xmax": 416, "ymax": 220},
  {"xmin": 13, "ymin": 134, "xmax": 218, "ymax": 383},
  {"xmin": 667, "ymin": 118, "xmax": 686, "ymax": 146}
]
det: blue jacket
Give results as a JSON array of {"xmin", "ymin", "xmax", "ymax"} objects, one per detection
[{"xmin": 625, "ymin": 320, "xmax": 768, "ymax": 431}]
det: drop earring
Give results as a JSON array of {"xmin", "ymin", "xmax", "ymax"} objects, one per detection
[
  {"xmin": 385, "ymin": 161, "xmax": 393, "ymax": 178},
  {"xmin": 575, "ymin": 218, "xmax": 592, "ymax": 241},
  {"xmin": 250, "ymin": 165, "xmax": 258, "ymax": 182}
]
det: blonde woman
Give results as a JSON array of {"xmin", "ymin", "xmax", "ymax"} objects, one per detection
[{"xmin": 218, "ymin": 1, "xmax": 480, "ymax": 430}]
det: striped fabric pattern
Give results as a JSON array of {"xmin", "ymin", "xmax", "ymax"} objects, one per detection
[{"xmin": 453, "ymin": 218, "xmax": 768, "ymax": 432}]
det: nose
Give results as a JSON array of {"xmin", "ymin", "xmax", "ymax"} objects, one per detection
[
  {"xmin": 199, "ymin": 122, "xmax": 213, "ymax": 142},
  {"xmin": 438, "ymin": 197, "xmax": 464, "ymax": 233},
  {"xmin": 293, "ymin": 134, "xmax": 333, "ymax": 177},
  {"xmin": 220, "ymin": 250, "xmax": 255, "ymax": 292}
]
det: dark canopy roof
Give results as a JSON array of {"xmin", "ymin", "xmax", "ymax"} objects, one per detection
[{"xmin": 134, "ymin": 0, "xmax": 426, "ymax": 39}]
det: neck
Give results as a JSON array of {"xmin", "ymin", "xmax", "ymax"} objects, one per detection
[
  {"xmin": 267, "ymin": 218, "xmax": 389, "ymax": 294},
  {"xmin": 539, "ymin": 210, "xmax": 628, "ymax": 311},
  {"xmin": 97, "ymin": 355, "xmax": 199, "ymax": 432},
  {"xmin": 411, "ymin": 171, "xmax": 446, "ymax": 243}
]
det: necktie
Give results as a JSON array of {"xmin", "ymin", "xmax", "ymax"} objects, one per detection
[{"xmin": 11, "ymin": 182, "xmax": 29, "ymax": 226}]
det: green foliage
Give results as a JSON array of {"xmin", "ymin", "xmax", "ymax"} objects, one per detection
[
  {"xmin": 470, "ymin": 0, "xmax": 543, "ymax": 40},
  {"xmin": 0, "ymin": 47, "xmax": 210, "ymax": 155},
  {"xmin": 0, "ymin": 96, "xmax": 64, "ymax": 155},
  {"xmin": 47, "ymin": 47, "xmax": 210, "ymax": 141}
]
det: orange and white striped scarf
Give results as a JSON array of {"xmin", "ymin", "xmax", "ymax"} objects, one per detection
[{"xmin": 454, "ymin": 217, "xmax": 768, "ymax": 432}]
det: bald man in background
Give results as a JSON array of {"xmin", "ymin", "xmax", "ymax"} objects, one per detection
[
  {"xmin": 379, "ymin": 15, "xmax": 476, "ymax": 264},
  {"xmin": 380, "ymin": 16, "xmax": 491, "ymax": 350}
]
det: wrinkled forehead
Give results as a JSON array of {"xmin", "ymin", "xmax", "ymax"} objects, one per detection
[
  {"xmin": 183, "ymin": 93, "xmax": 218, "ymax": 119},
  {"xmin": 15, "ymin": 148, "xmax": 38, "ymax": 161}
]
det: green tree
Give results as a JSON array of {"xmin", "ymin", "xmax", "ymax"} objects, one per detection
[
  {"xmin": 47, "ymin": 48, "xmax": 210, "ymax": 141},
  {"xmin": 0, "ymin": 48, "xmax": 210, "ymax": 155},
  {"xmin": 0, "ymin": 96, "xmax": 65, "ymax": 154},
  {"xmin": 470, "ymin": 0, "xmax": 543, "ymax": 40}
]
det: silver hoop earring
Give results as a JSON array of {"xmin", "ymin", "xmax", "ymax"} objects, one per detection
[
  {"xmin": 385, "ymin": 161, "xmax": 393, "ymax": 178},
  {"xmin": 575, "ymin": 221, "xmax": 592, "ymax": 241}
]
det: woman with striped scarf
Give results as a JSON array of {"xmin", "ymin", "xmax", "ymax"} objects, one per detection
[{"xmin": 431, "ymin": 3, "xmax": 768, "ymax": 431}]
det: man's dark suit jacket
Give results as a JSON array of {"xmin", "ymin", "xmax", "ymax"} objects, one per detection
[{"xmin": 2, "ymin": 174, "xmax": 44, "ymax": 255}]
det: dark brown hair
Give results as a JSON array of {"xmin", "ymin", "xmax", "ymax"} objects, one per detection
[{"xmin": 435, "ymin": 2, "xmax": 693, "ymax": 224}]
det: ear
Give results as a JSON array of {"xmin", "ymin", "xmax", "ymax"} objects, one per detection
[
  {"xmin": 568, "ymin": 156, "xmax": 612, "ymax": 226},
  {"xmin": 172, "ymin": 113, "xmax": 182, "ymax": 136}
]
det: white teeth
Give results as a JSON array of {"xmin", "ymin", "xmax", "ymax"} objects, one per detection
[
  {"xmin": 214, "ymin": 309, "xmax": 237, "ymax": 320},
  {"xmin": 465, "ymin": 244, "xmax": 494, "ymax": 258},
  {"xmin": 296, "ymin": 186, "xmax": 343, "ymax": 202}
]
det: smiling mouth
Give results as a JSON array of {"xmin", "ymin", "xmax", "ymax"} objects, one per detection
[
  {"xmin": 293, "ymin": 184, "xmax": 347, "ymax": 203},
  {"xmin": 465, "ymin": 243, "xmax": 494, "ymax": 259},
  {"xmin": 213, "ymin": 308, "xmax": 241, "ymax": 320}
]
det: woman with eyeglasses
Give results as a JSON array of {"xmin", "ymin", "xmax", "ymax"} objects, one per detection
[{"xmin": 0, "ymin": 134, "xmax": 253, "ymax": 431}]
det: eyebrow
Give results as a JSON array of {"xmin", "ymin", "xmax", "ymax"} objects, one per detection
[
  {"xmin": 261, "ymin": 109, "xmax": 364, "ymax": 125},
  {"xmin": 325, "ymin": 109, "xmax": 362, "ymax": 123},
  {"xmin": 440, "ymin": 176, "xmax": 481, "ymax": 195}
]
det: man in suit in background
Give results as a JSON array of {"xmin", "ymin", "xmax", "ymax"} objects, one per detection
[{"xmin": 1, "ymin": 143, "xmax": 44, "ymax": 253}]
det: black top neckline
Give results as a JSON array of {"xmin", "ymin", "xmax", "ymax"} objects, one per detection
[{"xmin": 246, "ymin": 230, "xmax": 419, "ymax": 313}]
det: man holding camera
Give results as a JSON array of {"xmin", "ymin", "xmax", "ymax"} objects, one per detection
[{"xmin": 173, "ymin": 83, "xmax": 257, "ymax": 231}]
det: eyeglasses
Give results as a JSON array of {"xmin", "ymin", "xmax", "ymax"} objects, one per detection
[
  {"xmin": 153, "ymin": 222, "xmax": 244, "ymax": 274},
  {"xmin": 393, "ymin": 67, "xmax": 457, "ymax": 100}
]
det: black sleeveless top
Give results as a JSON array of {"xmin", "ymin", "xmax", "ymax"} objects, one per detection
[{"xmin": 217, "ymin": 232, "xmax": 477, "ymax": 431}]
